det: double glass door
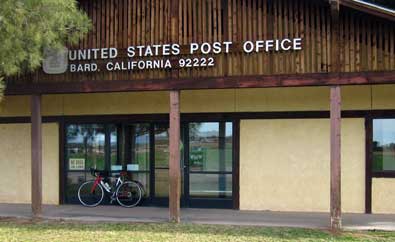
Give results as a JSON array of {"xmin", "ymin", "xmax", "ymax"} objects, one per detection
[{"xmin": 64, "ymin": 121, "xmax": 234, "ymax": 208}]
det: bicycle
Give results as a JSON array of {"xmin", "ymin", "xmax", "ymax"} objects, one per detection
[{"xmin": 77, "ymin": 168, "xmax": 143, "ymax": 208}]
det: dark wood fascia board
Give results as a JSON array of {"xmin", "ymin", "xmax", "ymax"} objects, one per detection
[
  {"xmin": 5, "ymin": 71, "xmax": 395, "ymax": 95},
  {"xmin": 340, "ymin": 0, "xmax": 395, "ymax": 22},
  {"xmin": 372, "ymin": 171, "xmax": 395, "ymax": 178}
]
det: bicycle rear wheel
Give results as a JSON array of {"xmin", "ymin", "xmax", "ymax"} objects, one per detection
[
  {"xmin": 116, "ymin": 181, "xmax": 142, "ymax": 208},
  {"xmin": 78, "ymin": 180, "xmax": 104, "ymax": 207}
]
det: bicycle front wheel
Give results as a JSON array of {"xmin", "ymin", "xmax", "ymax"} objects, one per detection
[
  {"xmin": 116, "ymin": 181, "xmax": 142, "ymax": 208},
  {"xmin": 77, "ymin": 180, "xmax": 104, "ymax": 207}
]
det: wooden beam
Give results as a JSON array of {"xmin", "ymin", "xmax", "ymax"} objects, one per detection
[
  {"xmin": 5, "ymin": 71, "xmax": 395, "ymax": 95},
  {"xmin": 168, "ymin": 90, "xmax": 181, "ymax": 222},
  {"xmin": 31, "ymin": 94, "xmax": 42, "ymax": 217}
]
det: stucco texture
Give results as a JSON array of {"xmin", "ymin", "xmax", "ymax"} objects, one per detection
[
  {"xmin": 240, "ymin": 118, "xmax": 365, "ymax": 213},
  {"xmin": 0, "ymin": 92, "xmax": 170, "ymax": 117},
  {"xmin": 372, "ymin": 178, "xmax": 395, "ymax": 214},
  {"xmin": 0, "ymin": 123, "xmax": 59, "ymax": 204},
  {"xmin": 1, "ymin": 84, "xmax": 395, "ymax": 117},
  {"xmin": 183, "ymin": 84, "xmax": 395, "ymax": 113}
]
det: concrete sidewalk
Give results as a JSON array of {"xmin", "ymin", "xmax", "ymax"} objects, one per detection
[{"xmin": 0, "ymin": 204, "xmax": 394, "ymax": 231}]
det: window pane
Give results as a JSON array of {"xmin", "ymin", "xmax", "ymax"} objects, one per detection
[
  {"xmin": 128, "ymin": 172, "xmax": 150, "ymax": 198},
  {"xmin": 189, "ymin": 122, "xmax": 233, "ymax": 172},
  {"xmin": 155, "ymin": 124, "xmax": 169, "ymax": 168},
  {"xmin": 66, "ymin": 124, "xmax": 105, "ymax": 171},
  {"xmin": 373, "ymin": 119, "xmax": 395, "ymax": 171},
  {"xmin": 129, "ymin": 124, "xmax": 150, "ymax": 171},
  {"xmin": 65, "ymin": 172, "xmax": 95, "ymax": 203},
  {"xmin": 155, "ymin": 169, "xmax": 169, "ymax": 197},
  {"xmin": 189, "ymin": 174, "xmax": 232, "ymax": 198},
  {"xmin": 110, "ymin": 125, "xmax": 119, "ymax": 167}
]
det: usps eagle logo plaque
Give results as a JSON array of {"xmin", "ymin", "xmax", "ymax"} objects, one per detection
[{"xmin": 43, "ymin": 47, "xmax": 68, "ymax": 74}]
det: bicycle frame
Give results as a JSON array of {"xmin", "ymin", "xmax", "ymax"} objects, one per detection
[{"xmin": 91, "ymin": 174, "xmax": 124, "ymax": 194}]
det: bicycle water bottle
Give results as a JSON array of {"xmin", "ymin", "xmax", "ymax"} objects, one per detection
[{"xmin": 104, "ymin": 182, "xmax": 111, "ymax": 190}]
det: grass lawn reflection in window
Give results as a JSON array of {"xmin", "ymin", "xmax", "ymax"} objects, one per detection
[{"xmin": 373, "ymin": 119, "xmax": 395, "ymax": 172}]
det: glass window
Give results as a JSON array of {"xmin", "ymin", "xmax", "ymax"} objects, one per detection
[
  {"xmin": 373, "ymin": 119, "xmax": 395, "ymax": 172},
  {"xmin": 154, "ymin": 169, "xmax": 169, "ymax": 197},
  {"xmin": 155, "ymin": 124, "xmax": 169, "ymax": 169},
  {"xmin": 129, "ymin": 124, "xmax": 150, "ymax": 171},
  {"xmin": 65, "ymin": 124, "xmax": 110, "ymax": 203},
  {"xmin": 65, "ymin": 172, "xmax": 95, "ymax": 203},
  {"xmin": 188, "ymin": 122, "xmax": 233, "ymax": 200},
  {"xmin": 66, "ymin": 124, "xmax": 106, "ymax": 170},
  {"xmin": 130, "ymin": 173, "xmax": 150, "ymax": 198},
  {"xmin": 125, "ymin": 124, "xmax": 151, "ymax": 198},
  {"xmin": 154, "ymin": 124, "xmax": 169, "ymax": 197},
  {"xmin": 189, "ymin": 122, "xmax": 233, "ymax": 172},
  {"xmin": 189, "ymin": 174, "xmax": 232, "ymax": 198},
  {"xmin": 110, "ymin": 125, "xmax": 119, "ymax": 167}
]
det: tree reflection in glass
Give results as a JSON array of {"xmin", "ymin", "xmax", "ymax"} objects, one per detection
[{"xmin": 66, "ymin": 124, "xmax": 105, "ymax": 170}]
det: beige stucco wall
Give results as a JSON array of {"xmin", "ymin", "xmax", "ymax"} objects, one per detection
[
  {"xmin": 182, "ymin": 84, "xmax": 395, "ymax": 112},
  {"xmin": 0, "ymin": 123, "xmax": 59, "ymax": 204},
  {"xmin": 61, "ymin": 92, "xmax": 169, "ymax": 115},
  {"xmin": 240, "ymin": 118, "xmax": 365, "ymax": 213},
  {"xmin": 0, "ymin": 91, "xmax": 170, "ymax": 117},
  {"xmin": 2, "ymin": 84, "xmax": 395, "ymax": 117},
  {"xmin": 372, "ymin": 178, "xmax": 395, "ymax": 214}
]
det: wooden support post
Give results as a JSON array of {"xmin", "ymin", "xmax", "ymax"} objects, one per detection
[
  {"xmin": 169, "ymin": 90, "xmax": 181, "ymax": 222},
  {"xmin": 330, "ymin": 86, "xmax": 342, "ymax": 230},
  {"xmin": 330, "ymin": 0, "xmax": 341, "ymax": 231},
  {"xmin": 169, "ymin": 0, "xmax": 180, "ymax": 223},
  {"xmin": 31, "ymin": 94, "xmax": 42, "ymax": 217}
]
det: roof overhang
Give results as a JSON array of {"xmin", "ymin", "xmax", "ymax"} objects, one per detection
[{"xmin": 339, "ymin": 0, "xmax": 395, "ymax": 21}]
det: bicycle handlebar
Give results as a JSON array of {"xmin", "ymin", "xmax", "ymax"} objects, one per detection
[{"xmin": 90, "ymin": 168, "xmax": 127, "ymax": 178}]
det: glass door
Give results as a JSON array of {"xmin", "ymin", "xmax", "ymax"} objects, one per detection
[
  {"xmin": 124, "ymin": 124, "xmax": 151, "ymax": 201},
  {"xmin": 184, "ymin": 122, "xmax": 234, "ymax": 208},
  {"xmin": 124, "ymin": 123, "xmax": 170, "ymax": 205},
  {"xmin": 153, "ymin": 123, "xmax": 170, "ymax": 201},
  {"xmin": 64, "ymin": 121, "xmax": 234, "ymax": 208},
  {"xmin": 64, "ymin": 123, "xmax": 117, "ymax": 203}
]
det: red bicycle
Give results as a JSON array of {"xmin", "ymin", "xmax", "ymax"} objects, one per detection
[{"xmin": 77, "ymin": 168, "xmax": 143, "ymax": 207}]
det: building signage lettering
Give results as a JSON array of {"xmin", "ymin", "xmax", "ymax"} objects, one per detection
[{"xmin": 43, "ymin": 38, "xmax": 302, "ymax": 74}]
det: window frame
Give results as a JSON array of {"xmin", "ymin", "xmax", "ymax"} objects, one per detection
[{"xmin": 370, "ymin": 116, "xmax": 395, "ymax": 178}]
